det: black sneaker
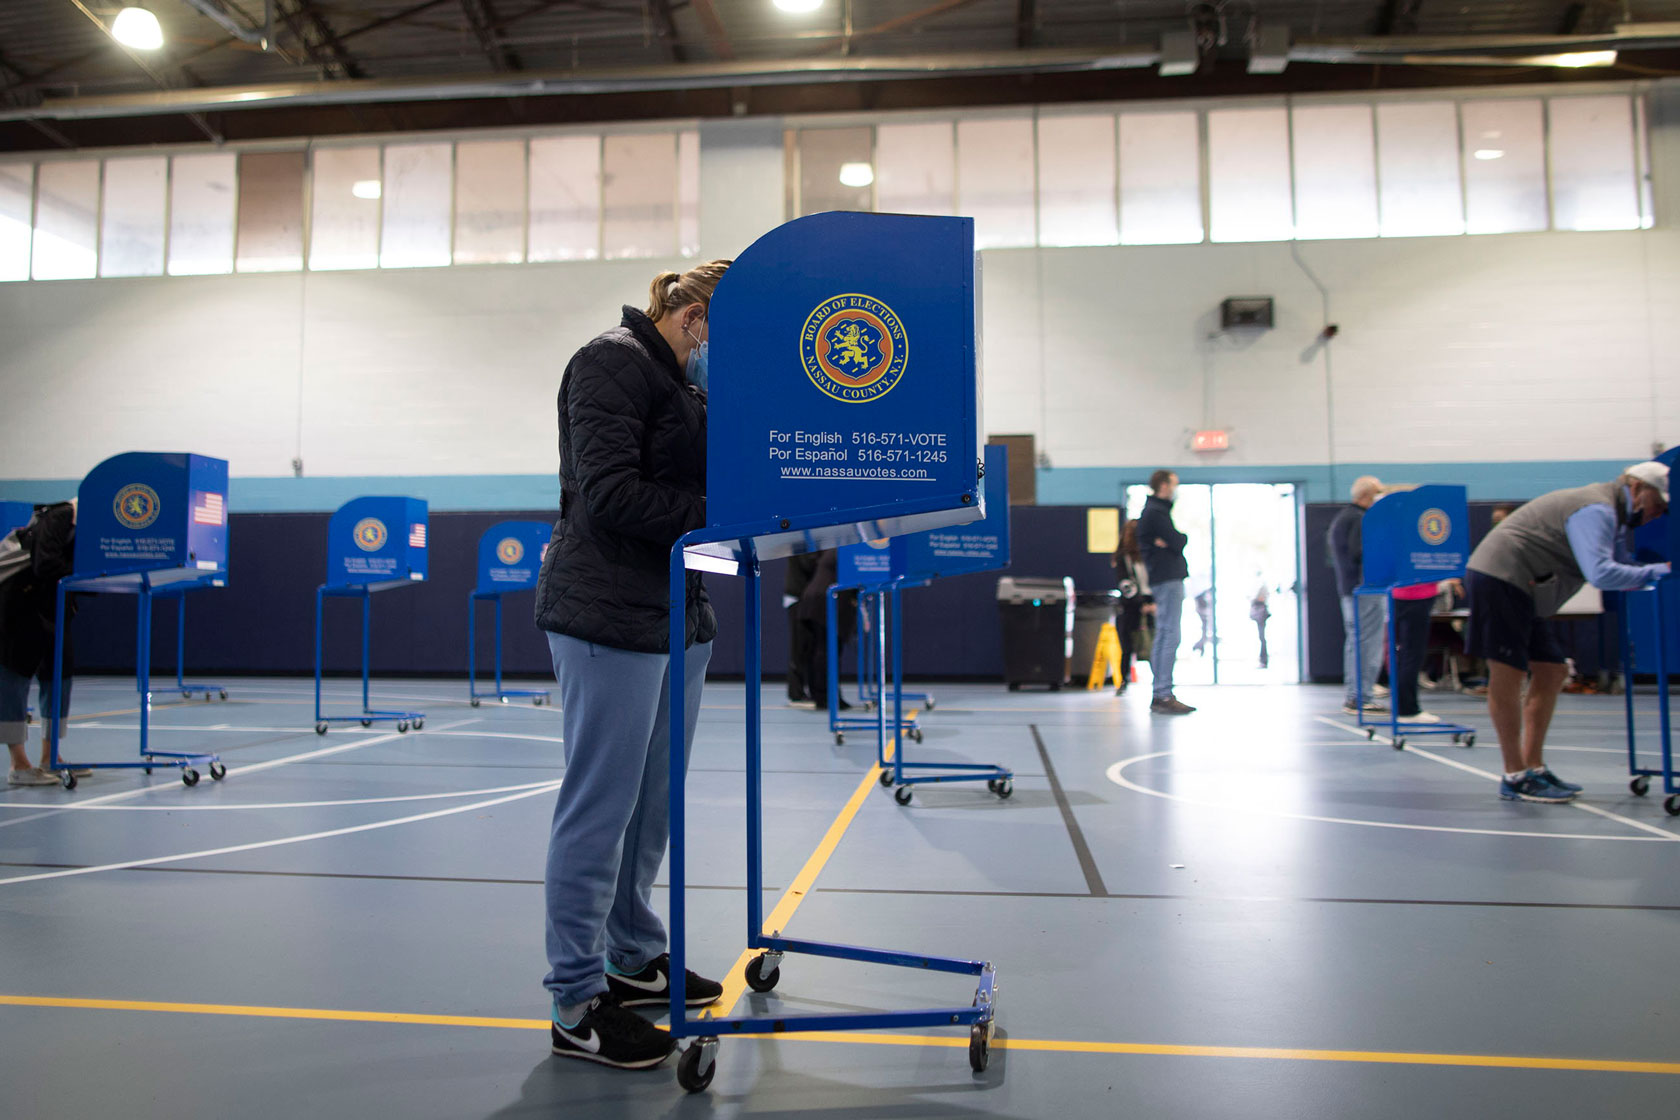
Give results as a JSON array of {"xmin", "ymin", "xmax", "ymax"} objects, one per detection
[
  {"xmin": 605, "ymin": 953, "xmax": 724, "ymax": 1009},
  {"xmin": 550, "ymin": 994, "xmax": 675, "ymax": 1069}
]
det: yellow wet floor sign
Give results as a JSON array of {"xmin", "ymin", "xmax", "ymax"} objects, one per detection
[{"xmin": 1087, "ymin": 622, "xmax": 1121, "ymax": 689}]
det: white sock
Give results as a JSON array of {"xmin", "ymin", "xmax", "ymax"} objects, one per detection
[{"xmin": 1504, "ymin": 770, "xmax": 1528, "ymax": 783}]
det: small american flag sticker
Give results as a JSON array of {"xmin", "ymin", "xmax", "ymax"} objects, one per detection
[
  {"xmin": 192, "ymin": 492, "xmax": 225, "ymax": 527},
  {"xmin": 408, "ymin": 523, "xmax": 427, "ymax": 549}
]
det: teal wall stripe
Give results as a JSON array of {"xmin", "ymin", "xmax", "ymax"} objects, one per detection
[{"xmin": 0, "ymin": 460, "xmax": 1639, "ymax": 513}]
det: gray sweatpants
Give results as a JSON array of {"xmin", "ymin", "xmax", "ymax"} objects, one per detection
[{"xmin": 542, "ymin": 631, "xmax": 712, "ymax": 1010}]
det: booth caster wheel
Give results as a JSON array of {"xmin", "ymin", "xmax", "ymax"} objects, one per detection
[
  {"xmin": 1631, "ymin": 775, "xmax": 1651, "ymax": 796},
  {"xmin": 470, "ymin": 697, "xmax": 481, "ymax": 708},
  {"xmin": 144, "ymin": 766, "xmax": 152, "ymax": 775},
  {"xmin": 744, "ymin": 953, "xmax": 781, "ymax": 993},
  {"xmin": 314, "ymin": 722, "xmax": 328, "ymax": 736},
  {"xmin": 61, "ymin": 772, "xmax": 76, "ymax": 791},
  {"xmin": 909, "ymin": 728, "xmax": 924, "ymax": 744},
  {"xmin": 414, "ymin": 719, "xmax": 424, "ymax": 730},
  {"xmin": 1665, "ymin": 794, "xmax": 1680, "ymax": 818},
  {"xmin": 534, "ymin": 696, "xmax": 547, "ymax": 707},
  {"xmin": 360, "ymin": 718, "xmax": 373, "ymax": 728},
  {"xmin": 879, "ymin": 770, "xmax": 893, "ymax": 787},
  {"xmin": 1366, "ymin": 729, "xmax": 1376, "ymax": 740},
  {"xmin": 209, "ymin": 762, "xmax": 227, "ymax": 781},
  {"xmin": 219, "ymin": 689, "xmax": 228, "ymax": 701},
  {"xmin": 835, "ymin": 733, "xmax": 845, "ymax": 746},
  {"xmin": 1007, "ymin": 683, "xmax": 1020, "ymax": 692},
  {"xmin": 894, "ymin": 786, "xmax": 913, "ymax": 806},
  {"xmin": 677, "ymin": 1038, "xmax": 718, "ymax": 1094},
  {"xmin": 1462, "ymin": 734, "xmax": 1476, "ymax": 748},
  {"xmin": 987, "ymin": 779, "xmax": 1014, "ymax": 799},
  {"xmin": 925, "ymin": 698, "xmax": 936, "ymax": 711},
  {"xmin": 397, "ymin": 721, "xmax": 410, "ymax": 734},
  {"xmin": 182, "ymin": 769, "xmax": 200, "ymax": 787},
  {"xmin": 969, "ymin": 1024, "xmax": 990, "ymax": 1073},
  {"xmin": 1392, "ymin": 739, "xmax": 1406, "ymax": 751},
  {"xmin": 203, "ymin": 692, "xmax": 213, "ymax": 703}
]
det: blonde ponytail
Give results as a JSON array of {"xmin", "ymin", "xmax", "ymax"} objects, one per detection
[{"xmin": 645, "ymin": 259, "xmax": 732, "ymax": 323}]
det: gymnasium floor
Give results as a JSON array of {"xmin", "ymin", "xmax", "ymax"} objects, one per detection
[{"xmin": 2, "ymin": 675, "xmax": 1677, "ymax": 1118}]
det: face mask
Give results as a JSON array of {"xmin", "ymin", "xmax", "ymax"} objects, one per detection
[{"xmin": 684, "ymin": 322, "xmax": 709, "ymax": 391}]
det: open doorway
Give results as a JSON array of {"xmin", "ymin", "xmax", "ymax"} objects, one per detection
[{"xmin": 1125, "ymin": 482, "xmax": 1301, "ymax": 686}]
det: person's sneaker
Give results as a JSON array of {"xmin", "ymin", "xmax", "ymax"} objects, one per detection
[
  {"xmin": 1537, "ymin": 767, "xmax": 1583, "ymax": 793},
  {"xmin": 1499, "ymin": 773, "xmax": 1576, "ymax": 804},
  {"xmin": 1372, "ymin": 684, "xmax": 1390, "ymax": 698},
  {"xmin": 550, "ymin": 993, "xmax": 675, "ymax": 1069},
  {"xmin": 606, "ymin": 953, "xmax": 724, "ymax": 1009},
  {"xmin": 1342, "ymin": 701, "xmax": 1388, "ymax": 715},
  {"xmin": 1150, "ymin": 697, "xmax": 1196, "ymax": 715},
  {"xmin": 8, "ymin": 767, "xmax": 60, "ymax": 787},
  {"xmin": 1402, "ymin": 712, "xmax": 1442, "ymax": 724}
]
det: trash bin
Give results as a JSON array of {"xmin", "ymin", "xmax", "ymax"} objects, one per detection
[
  {"xmin": 1071, "ymin": 589, "xmax": 1120, "ymax": 685},
  {"xmin": 997, "ymin": 576, "xmax": 1075, "ymax": 690}
]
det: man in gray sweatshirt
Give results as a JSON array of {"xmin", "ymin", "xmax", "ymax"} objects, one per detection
[{"xmin": 1465, "ymin": 462, "xmax": 1670, "ymax": 803}]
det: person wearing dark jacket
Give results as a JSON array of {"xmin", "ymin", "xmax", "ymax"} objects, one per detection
[
  {"xmin": 795, "ymin": 550, "xmax": 855, "ymax": 710},
  {"xmin": 532, "ymin": 261, "xmax": 730, "ymax": 1071},
  {"xmin": 1, "ymin": 500, "xmax": 77, "ymax": 786},
  {"xmin": 1328, "ymin": 475, "xmax": 1386, "ymax": 716},
  {"xmin": 784, "ymin": 551, "xmax": 820, "ymax": 704},
  {"xmin": 1112, "ymin": 519, "xmax": 1154, "ymax": 696},
  {"xmin": 1137, "ymin": 470, "xmax": 1195, "ymax": 714}
]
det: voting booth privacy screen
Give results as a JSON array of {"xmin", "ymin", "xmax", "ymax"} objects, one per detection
[
  {"xmin": 475, "ymin": 519, "xmax": 550, "ymax": 594},
  {"xmin": 326, "ymin": 496, "xmax": 429, "ymax": 590},
  {"xmin": 838, "ymin": 443, "xmax": 1010, "ymax": 587},
  {"xmin": 73, "ymin": 452, "xmax": 229, "ymax": 591},
  {"xmin": 1358, "ymin": 485, "xmax": 1470, "ymax": 590},
  {"xmin": 703, "ymin": 211, "xmax": 984, "ymax": 561}
]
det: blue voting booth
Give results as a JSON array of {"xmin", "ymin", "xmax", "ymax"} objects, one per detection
[
  {"xmin": 0, "ymin": 500, "xmax": 32, "ymax": 539},
  {"xmin": 1618, "ymin": 446, "xmax": 1680, "ymax": 812},
  {"xmin": 1353, "ymin": 485, "xmax": 1476, "ymax": 749},
  {"xmin": 662, "ymin": 212, "xmax": 996, "ymax": 1093},
  {"xmin": 313, "ymin": 496, "xmax": 428, "ymax": 735},
  {"xmin": 47, "ymin": 452, "xmax": 227, "ymax": 789},
  {"xmin": 467, "ymin": 520, "xmax": 552, "ymax": 707},
  {"xmin": 831, "ymin": 443, "xmax": 1013, "ymax": 802}
]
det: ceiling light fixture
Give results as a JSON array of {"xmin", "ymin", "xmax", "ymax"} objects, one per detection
[
  {"xmin": 1531, "ymin": 50, "xmax": 1618, "ymax": 68},
  {"xmin": 773, "ymin": 0, "xmax": 824, "ymax": 13},
  {"xmin": 352, "ymin": 179, "xmax": 383, "ymax": 200},
  {"xmin": 1473, "ymin": 149, "xmax": 1505, "ymax": 161},
  {"xmin": 111, "ymin": 7, "xmax": 165, "ymax": 51},
  {"xmin": 838, "ymin": 162, "xmax": 874, "ymax": 188}
]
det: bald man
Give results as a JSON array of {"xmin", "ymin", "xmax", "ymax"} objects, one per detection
[{"xmin": 1328, "ymin": 475, "xmax": 1387, "ymax": 715}]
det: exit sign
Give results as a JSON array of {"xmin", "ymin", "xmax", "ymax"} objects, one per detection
[{"xmin": 1191, "ymin": 429, "xmax": 1230, "ymax": 453}]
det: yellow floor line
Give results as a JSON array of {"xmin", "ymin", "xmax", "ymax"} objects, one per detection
[{"xmin": 4, "ymin": 995, "xmax": 1676, "ymax": 1075}]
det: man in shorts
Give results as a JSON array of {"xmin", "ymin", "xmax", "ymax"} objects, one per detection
[{"xmin": 1465, "ymin": 462, "xmax": 1671, "ymax": 803}]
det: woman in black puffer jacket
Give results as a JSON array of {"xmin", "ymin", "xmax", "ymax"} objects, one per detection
[{"xmin": 533, "ymin": 260, "xmax": 731, "ymax": 1072}]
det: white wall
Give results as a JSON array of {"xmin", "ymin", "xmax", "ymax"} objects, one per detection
[{"xmin": 2, "ymin": 102, "xmax": 1677, "ymax": 498}]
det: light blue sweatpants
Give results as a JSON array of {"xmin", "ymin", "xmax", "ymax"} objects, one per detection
[{"xmin": 543, "ymin": 631, "xmax": 712, "ymax": 1009}]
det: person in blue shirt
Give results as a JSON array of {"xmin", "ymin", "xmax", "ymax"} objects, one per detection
[{"xmin": 1465, "ymin": 462, "xmax": 1671, "ymax": 804}]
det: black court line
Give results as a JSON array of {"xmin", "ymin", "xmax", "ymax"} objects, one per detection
[
  {"xmin": 1031, "ymin": 723, "xmax": 1108, "ymax": 897},
  {"xmin": 0, "ymin": 862, "xmax": 768, "ymax": 891}
]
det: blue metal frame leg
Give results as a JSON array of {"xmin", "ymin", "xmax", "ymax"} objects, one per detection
[
  {"xmin": 467, "ymin": 592, "xmax": 551, "ymax": 707},
  {"xmin": 313, "ymin": 585, "xmax": 424, "ymax": 734}
]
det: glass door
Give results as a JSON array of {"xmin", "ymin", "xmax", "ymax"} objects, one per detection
[{"xmin": 1126, "ymin": 482, "xmax": 1301, "ymax": 687}]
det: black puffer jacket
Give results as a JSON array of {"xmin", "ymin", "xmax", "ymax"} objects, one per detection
[
  {"xmin": 534, "ymin": 306, "xmax": 717, "ymax": 654},
  {"xmin": 0, "ymin": 502, "xmax": 76, "ymax": 676}
]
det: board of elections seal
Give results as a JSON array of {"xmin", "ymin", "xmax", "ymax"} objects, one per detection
[
  {"xmin": 801, "ymin": 294, "xmax": 908, "ymax": 404},
  {"xmin": 1418, "ymin": 508, "xmax": 1451, "ymax": 547},
  {"xmin": 496, "ymin": 537, "xmax": 525, "ymax": 565},
  {"xmin": 353, "ymin": 517, "xmax": 389, "ymax": 552},
  {"xmin": 114, "ymin": 483, "xmax": 161, "ymax": 530}
]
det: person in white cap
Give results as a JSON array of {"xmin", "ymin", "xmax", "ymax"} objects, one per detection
[{"xmin": 1465, "ymin": 462, "xmax": 1671, "ymax": 804}]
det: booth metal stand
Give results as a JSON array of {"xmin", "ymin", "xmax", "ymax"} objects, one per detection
[
  {"xmin": 47, "ymin": 452, "xmax": 227, "ymax": 790},
  {"xmin": 467, "ymin": 520, "xmax": 553, "ymax": 707},
  {"xmin": 659, "ymin": 211, "xmax": 998, "ymax": 1094},
  {"xmin": 1618, "ymin": 444, "xmax": 1680, "ymax": 813},
  {"xmin": 147, "ymin": 586, "xmax": 230, "ymax": 702},
  {"xmin": 826, "ymin": 586, "xmax": 921, "ymax": 746},
  {"xmin": 313, "ymin": 496, "xmax": 428, "ymax": 735},
  {"xmin": 1352, "ymin": 485, "xmax": 1476, "ymax": 750}
]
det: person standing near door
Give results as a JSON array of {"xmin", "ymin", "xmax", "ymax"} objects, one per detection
[
  {"xmin": 1329, "ymin": 475, "xmax": 1387, "ymax": 716},
  {"xmin": 1112, "ymin": 520, "xmax": 1153, "ymax": 696},
  {"xmin": 1138, "ymin": 470, "xmax": 1195, "ymax": 715},
  {"xmin": 1249, "ymin": 574, "xmax": 1271, "ymax": 670}
]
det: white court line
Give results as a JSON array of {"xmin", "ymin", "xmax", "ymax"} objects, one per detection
[
  {"xmin": 1105, "ymin": 752, "xmax": 1668, "ymax": 843},
  {"xmin": 1314, "ymin": 717, "xmax": 1680, "ymax": 843},
  {"xmin": 70, "ymin": 724, "xmax": 561, "ymax": 747},
  {"xmin": 0, "ymin": 781, "xmax": 562, "ymax": 888},
  {"xmin": 0, "ymin": 779, "xmax": 563, "ymax": 812},
  {"xmin": 0, "ymin": 720, "xmax": 479, "ymax": 829}
]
